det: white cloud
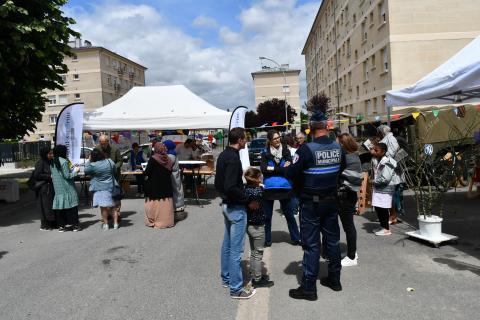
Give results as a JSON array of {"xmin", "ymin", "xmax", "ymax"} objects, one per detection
[
  {"xmin": 66, "ymin": 0, "xmax": 319, "ymax": 110},
  {"xmin": 192, "ymin": 15, "xmax": 219, "ymax": 29}
]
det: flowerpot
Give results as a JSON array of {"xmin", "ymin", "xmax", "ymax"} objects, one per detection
[{"xmin": 418, "ymin": 215, "xmax": 443, "ymax": 238}]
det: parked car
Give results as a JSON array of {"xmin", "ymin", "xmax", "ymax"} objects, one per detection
[{"xmin": 248, "ymin": 138, "xmax": 266, "ymax": 166}]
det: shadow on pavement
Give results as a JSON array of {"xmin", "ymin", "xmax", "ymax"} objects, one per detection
[
  {"xmin": 0, "ymin": 251, "xmax": 8, "ymax": 259},
  {"xmin": 283, "ymin": 260, "xmax": 330, "ymax": 285},
  {"xmin": 433, "ymin": 257, "xmax": 480, "ymax": 276},
  {"xmin": 271, "ymin": 231, "xmax": 291, "ymax": 244}
]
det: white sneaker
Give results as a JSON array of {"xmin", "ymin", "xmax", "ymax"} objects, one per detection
[
  {"xmin": 102, "ymin": 223, "xmax": 109, "ymax": 231},
  {"xmin": 373, "ymin": 227, "xmax": 383, "ymax": 233},
  {"xmin": 341, "ymin": 254, "xmax": 358, "ymax": 267},
  {"xmin": 375, "ymin": 229, "xmax": 392, "ymax": 236}
]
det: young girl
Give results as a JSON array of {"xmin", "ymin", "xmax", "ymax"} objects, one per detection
[
  {"xmin": 371, "ymin": 143, "xmax": 397, "ymax": 236},
  {"xmin": 244, "ymin": 167, "xmax": 274, "ymax": 288}
]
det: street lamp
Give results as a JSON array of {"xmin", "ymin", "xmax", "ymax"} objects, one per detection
[{"xmin": 259, "ymin": 56, "xmax": 289, "ymax": 129}]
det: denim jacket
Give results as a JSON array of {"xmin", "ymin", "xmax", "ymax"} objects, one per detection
[{"xmin": 84, "ymin": 159, "xmax": 116, "ymax": 192}]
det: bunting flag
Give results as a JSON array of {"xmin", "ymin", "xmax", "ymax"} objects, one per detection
[
  {"xmin": 283, "ymin": 121, "xmax": 289, "ymax": 125},
  {"xmin": 356, "ymin": 114, "xmax": 364, "ymax": 121},
  {"xmin": 432, "ymin": 109, "xmax": 440, "ymax": 117},
  {"xmin": 272, "ymin": 122, "xmax": 278, "ymax": 126},
  {"xmin": 392, "ymin": 114, "xmax": 401, "ymax": 120},
  {"xmin": 412, "ymin": 112, "xmax": 421, "ymax": 120},
  {"xmin": 305, "ymin": 128, "xmax": 311, "ymax": 135}
]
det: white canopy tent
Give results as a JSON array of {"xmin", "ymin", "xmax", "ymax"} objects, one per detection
[
  {"xmin": 83, "ymin": 85, "xmax": 231, "ymax": 130},
  {"xmin": 386, "ymin": 36, "xmax": 480, "ymax": 109}
]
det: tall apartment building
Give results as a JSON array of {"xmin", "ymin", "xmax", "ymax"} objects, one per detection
[
  {"xmin": 302, "ymin": 0, "xmax": 480, "ymax": 123},
  {"xmin": 28, "ymin": 39, "xmax": 147, "ymax": 141},
  {"xmin": 251, "ymin": 66, "xmax": 301, "ymax": 127}
]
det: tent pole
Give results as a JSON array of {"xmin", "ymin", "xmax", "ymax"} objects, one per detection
[{"xmin": 387, "ymin": 105, "xmax": 391, "ymax": 127}]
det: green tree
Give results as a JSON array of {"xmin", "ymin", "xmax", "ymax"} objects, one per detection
[
  {"xmin": 256, "ymin": 98, "xmax": 297, "ymax": 130},
  {"xmin": 0, "ymin": 0, "xmax": 79, "ymax": 139}
]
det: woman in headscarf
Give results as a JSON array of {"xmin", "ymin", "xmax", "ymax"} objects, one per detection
[
  {"xmin": 50, "ymin": 145, "xmax": 81, "ymax": 232},
  {"xmin": 260, "ymin": 129, "xmax": 300, "ymax": 247},
  {"xmin": 164, "ymin": 140, "xmax": 185, "ymax": 214},
  {"xmin": 34, "ymin": 147, "xmax": 56, "ymax": 230},
  {"xmin": 143, "ymin": 142, "xmax": 174, "ymax": 228}
]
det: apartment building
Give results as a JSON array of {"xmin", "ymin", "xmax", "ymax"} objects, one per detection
[
  {"xmin": 251, "ymin": 66, "xmax": 301, "ymax": 127},
  {"xmin": 28, "ymin": 39, "xmax": 147, "ymax": 141},
  {"xmin": 302, "ymin": 0, "xmax": 480, "ymax": 123}
]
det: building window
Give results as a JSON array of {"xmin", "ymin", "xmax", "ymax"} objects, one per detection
[
  {"xmin": 371, "ymin": 53, "xmax": 376, "ymax": 69},
  {"xmin": 49, "ymin": 114, "xmax": 58, "ymax": 125},
  {"xmin": 58, "ymin": 94, "xmax": 68, "ymax": 104},
  {"xmin": 73, "ymin": 74, "xmax": 79, "ymax": 81},
  {"xmin": 361, "ymin": 21, "xmax": 367, "ymax": 41},
  {"xmin": 346, "ymin": 39, "xmax": 351, "ymax": 57},
  {"xmin": 282, "ymin": 85, "xmax": 290, "ymax": 93},
  {"xmin": 107, "ymin": 75, "xmax": 111, "ymax": 85},
  {"xmin": 369, "ymin": 12, "xmax": 374, "ymax": 26},
  {"xmin": 382, "ymin": 95, "xmax": 386, "ymax": 112},
  {"xmin": 354, "ymin": 50, "xmax": 358, "ymax": 61},
  {"xmin": 366, "ymin": 99, "xmax": 372, "ymax": 115},
  {"xmin": 74, "ymin": 93, "xmax": 81, "ymax": 100},
  {"xmin": 353, "ymin": 14, "xmax": 356, "ymax": 24},
  {"xmin": 72, "ymin": 54, "xmax": 78, "ymax": 61},
  {"xmin": 348, "ymin": 72, "xmax": 352, "ymax": 87},
  {"xmin": 60, "ymin": 74, "xmax": 67, "ymax": 84},
  {"xmin": 373, "ymin": 97, "xmax": 378, "ymax": 113},
  {"xmin": 363, "ymin": 60, "xmax": 369, "ymax": 81},
  {"xmin": 356, "ymin": 86, "xmax": 360, "ymax": 98},
  {"xmin": 381, "ymin": 47, "xmax": 389, "ymax": 72},
  {"xmin": 379, "ymin": 1, "xmax": 386, "ymax": 24},
  {"xmin": 47, "ymin": 95, "xmax": 56, "ymax": 105}
]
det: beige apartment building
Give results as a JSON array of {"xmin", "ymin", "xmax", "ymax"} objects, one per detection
[
  {"xmin": 302, "ymin": 0, "xmax": 480, "ymax": 124},
  {"xmin": 251, "ymin": 66, "xmax": 301, "ymax": 127},
  {"xmin": 28, "ymin": 39, "xmax": 146, "ymax": 141}
]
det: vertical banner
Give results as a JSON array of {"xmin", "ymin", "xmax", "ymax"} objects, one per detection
[
  {"xmin": 55, "ymin": 103, "xmax": 84, "ymax": 165},
  {"xmin": 229, "ymin": 106, "xmax": 250, "ymax": 170}
]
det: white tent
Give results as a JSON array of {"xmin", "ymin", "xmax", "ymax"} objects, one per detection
[
  {"xmin": 386, "ymin": 36, "xmax": 480, "ymax": 108},
  {"xmin": 83, "ymin": 85, "xmax": 231, "ymax": 130}
]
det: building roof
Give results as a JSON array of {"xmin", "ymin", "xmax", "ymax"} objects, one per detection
[
  {"xmin": 301, "ymin": 0, "xmax": 330, "ymax": 55},
  {"xmin": 72, "ymin": 46, "xmax": 148, "ymax": 70},
  {"xmin": 251, "ymin": 68, "xmax": 301, "ymax": 79}
]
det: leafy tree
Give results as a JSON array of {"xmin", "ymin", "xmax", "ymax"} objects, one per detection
[
  {"xmin": 256, "ymin": 98, "xmax": 297, "ymax": 130},
  {"xmin": 245, "ymin": 110, "xmax": 260, "ymax": 128},
  {"xmin": 0, "ymin": 0, "xmax": 79, "ymax": 139}
]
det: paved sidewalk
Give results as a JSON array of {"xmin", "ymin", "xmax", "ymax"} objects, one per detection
[{"xmin": 0, "ymin": 187, "xmax": 479, "ymax": 320}]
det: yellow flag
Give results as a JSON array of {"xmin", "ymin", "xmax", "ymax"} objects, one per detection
[
  {"xmin": 305, "ymin": 128, "xmax": 311, "ymax": 135},
  {"xmin": 412, "ymin": 112, "xmax": 420, "ymax": 120},
  {"xmin": 284, "ymin": 121, "xmax": 289, "ymax": 125}
]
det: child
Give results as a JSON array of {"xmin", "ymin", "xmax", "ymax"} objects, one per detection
[
  {"xmin": 244, "ymin": 167, "xmax": 274, "ymax": 288},
  {"xmin": 370, "ymin": 143, "xmax": 397, "ymax": 236}
]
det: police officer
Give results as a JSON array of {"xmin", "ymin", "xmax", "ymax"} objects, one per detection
[{"xmin": 287, "ymin": 110, "xmax": 346, "ymax": 301}]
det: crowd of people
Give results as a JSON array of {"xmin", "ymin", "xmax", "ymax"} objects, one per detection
[
  {"xmin": 30, "ymin": 117, "xmax": 406, "ymax": 301},
  {"xmin": 215, "ymin": 112, "xmax": 406, "ymax": 300}
]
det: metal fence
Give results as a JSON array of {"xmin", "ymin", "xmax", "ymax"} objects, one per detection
[{"xmin": 0, "ymin": 141, "xmax": 52, "ymax": 164}]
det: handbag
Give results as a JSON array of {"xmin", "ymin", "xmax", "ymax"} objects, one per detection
[{"xmin": 109, "ymin": 161, "xmax": 124, "ymax": 201}]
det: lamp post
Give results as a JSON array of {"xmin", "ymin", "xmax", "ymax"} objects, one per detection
[
  {"xmin": 332, "ymin": 1, "xmax": 341, "ymax": 128},
  {"xmin": 259, "ymin": 56, "xmax": 289, "ymax": 130}
]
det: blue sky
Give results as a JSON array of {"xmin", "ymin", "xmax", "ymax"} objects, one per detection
[{"xmin": 63, "ymin": 0, "xmax": 321, "ymax": 109}]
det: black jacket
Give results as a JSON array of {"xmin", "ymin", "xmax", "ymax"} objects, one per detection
[
  {"xmin": 215, "ymin": 146, "xmax": 247, "ymax": 205},
  {"xmin": 144, "ymin": 158, "xmax": 173, "ymax": 200},
  {"xmin": 260, "ymin": 144, "xmax": 294, "ymax": 200}
]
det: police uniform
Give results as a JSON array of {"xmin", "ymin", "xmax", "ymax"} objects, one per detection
[{"xmin": 287, "ymin": 134, "xmax": 346, "ymax": 295}]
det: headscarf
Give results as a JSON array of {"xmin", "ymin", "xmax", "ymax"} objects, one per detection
[
  {"xmin": 270, "ymin": 144, "xmax": 283, "ymax": 164},
  {"xmin": 163, "ymin": 140, "xmax": 177, "ymax": 155},
  {"xmin": 39, "ymin": 147, "xmax": 52, "ymax": 164},
  {"xmin": 152, "ymin": 142, "xmax": 173, "ymax": 171},
  {"xmin": 52, "ymin": 145, "xmax": 68, "ymax": 170}
]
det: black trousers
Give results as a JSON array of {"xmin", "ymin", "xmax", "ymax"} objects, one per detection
[
  {"xmin": 135, "ymin": 174, "xmax": 144, "ymax": 193},
  {"xmin": 56, "ymin": 207, "xmax": 79, "ymax": 227},
  {"xmin": 375, "ymin": 207, "xmax": 390, "ymax": 230},
  {"xmin": 338, "ymin": 190, "xmax": 358, "ymax": 259}
]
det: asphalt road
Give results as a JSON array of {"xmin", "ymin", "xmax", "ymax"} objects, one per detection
[{"xmin": 0, "ymin": 188, "xmax": 479, "ymax": 320}]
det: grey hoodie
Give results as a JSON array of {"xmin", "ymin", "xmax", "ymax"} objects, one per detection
[{"xmin": 372, "ymin": 156, "xmax": 397, "ymax": 194}]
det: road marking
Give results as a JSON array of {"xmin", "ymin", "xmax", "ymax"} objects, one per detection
[{"xmin": 235, "ymin": 247, "xmax": 271, "ymax": 320}]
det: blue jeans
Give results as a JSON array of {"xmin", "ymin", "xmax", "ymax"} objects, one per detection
[
  {"xmin": 220, "ymin": 204, "xmax": 247, "ymax": 295},
  {"xmin": 300, "ymin": 199, "xmax": 341, "ymax": 293},
  {"xmin": 263, "ymin": 198, "xmax": 300, "ymax": 244}
]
